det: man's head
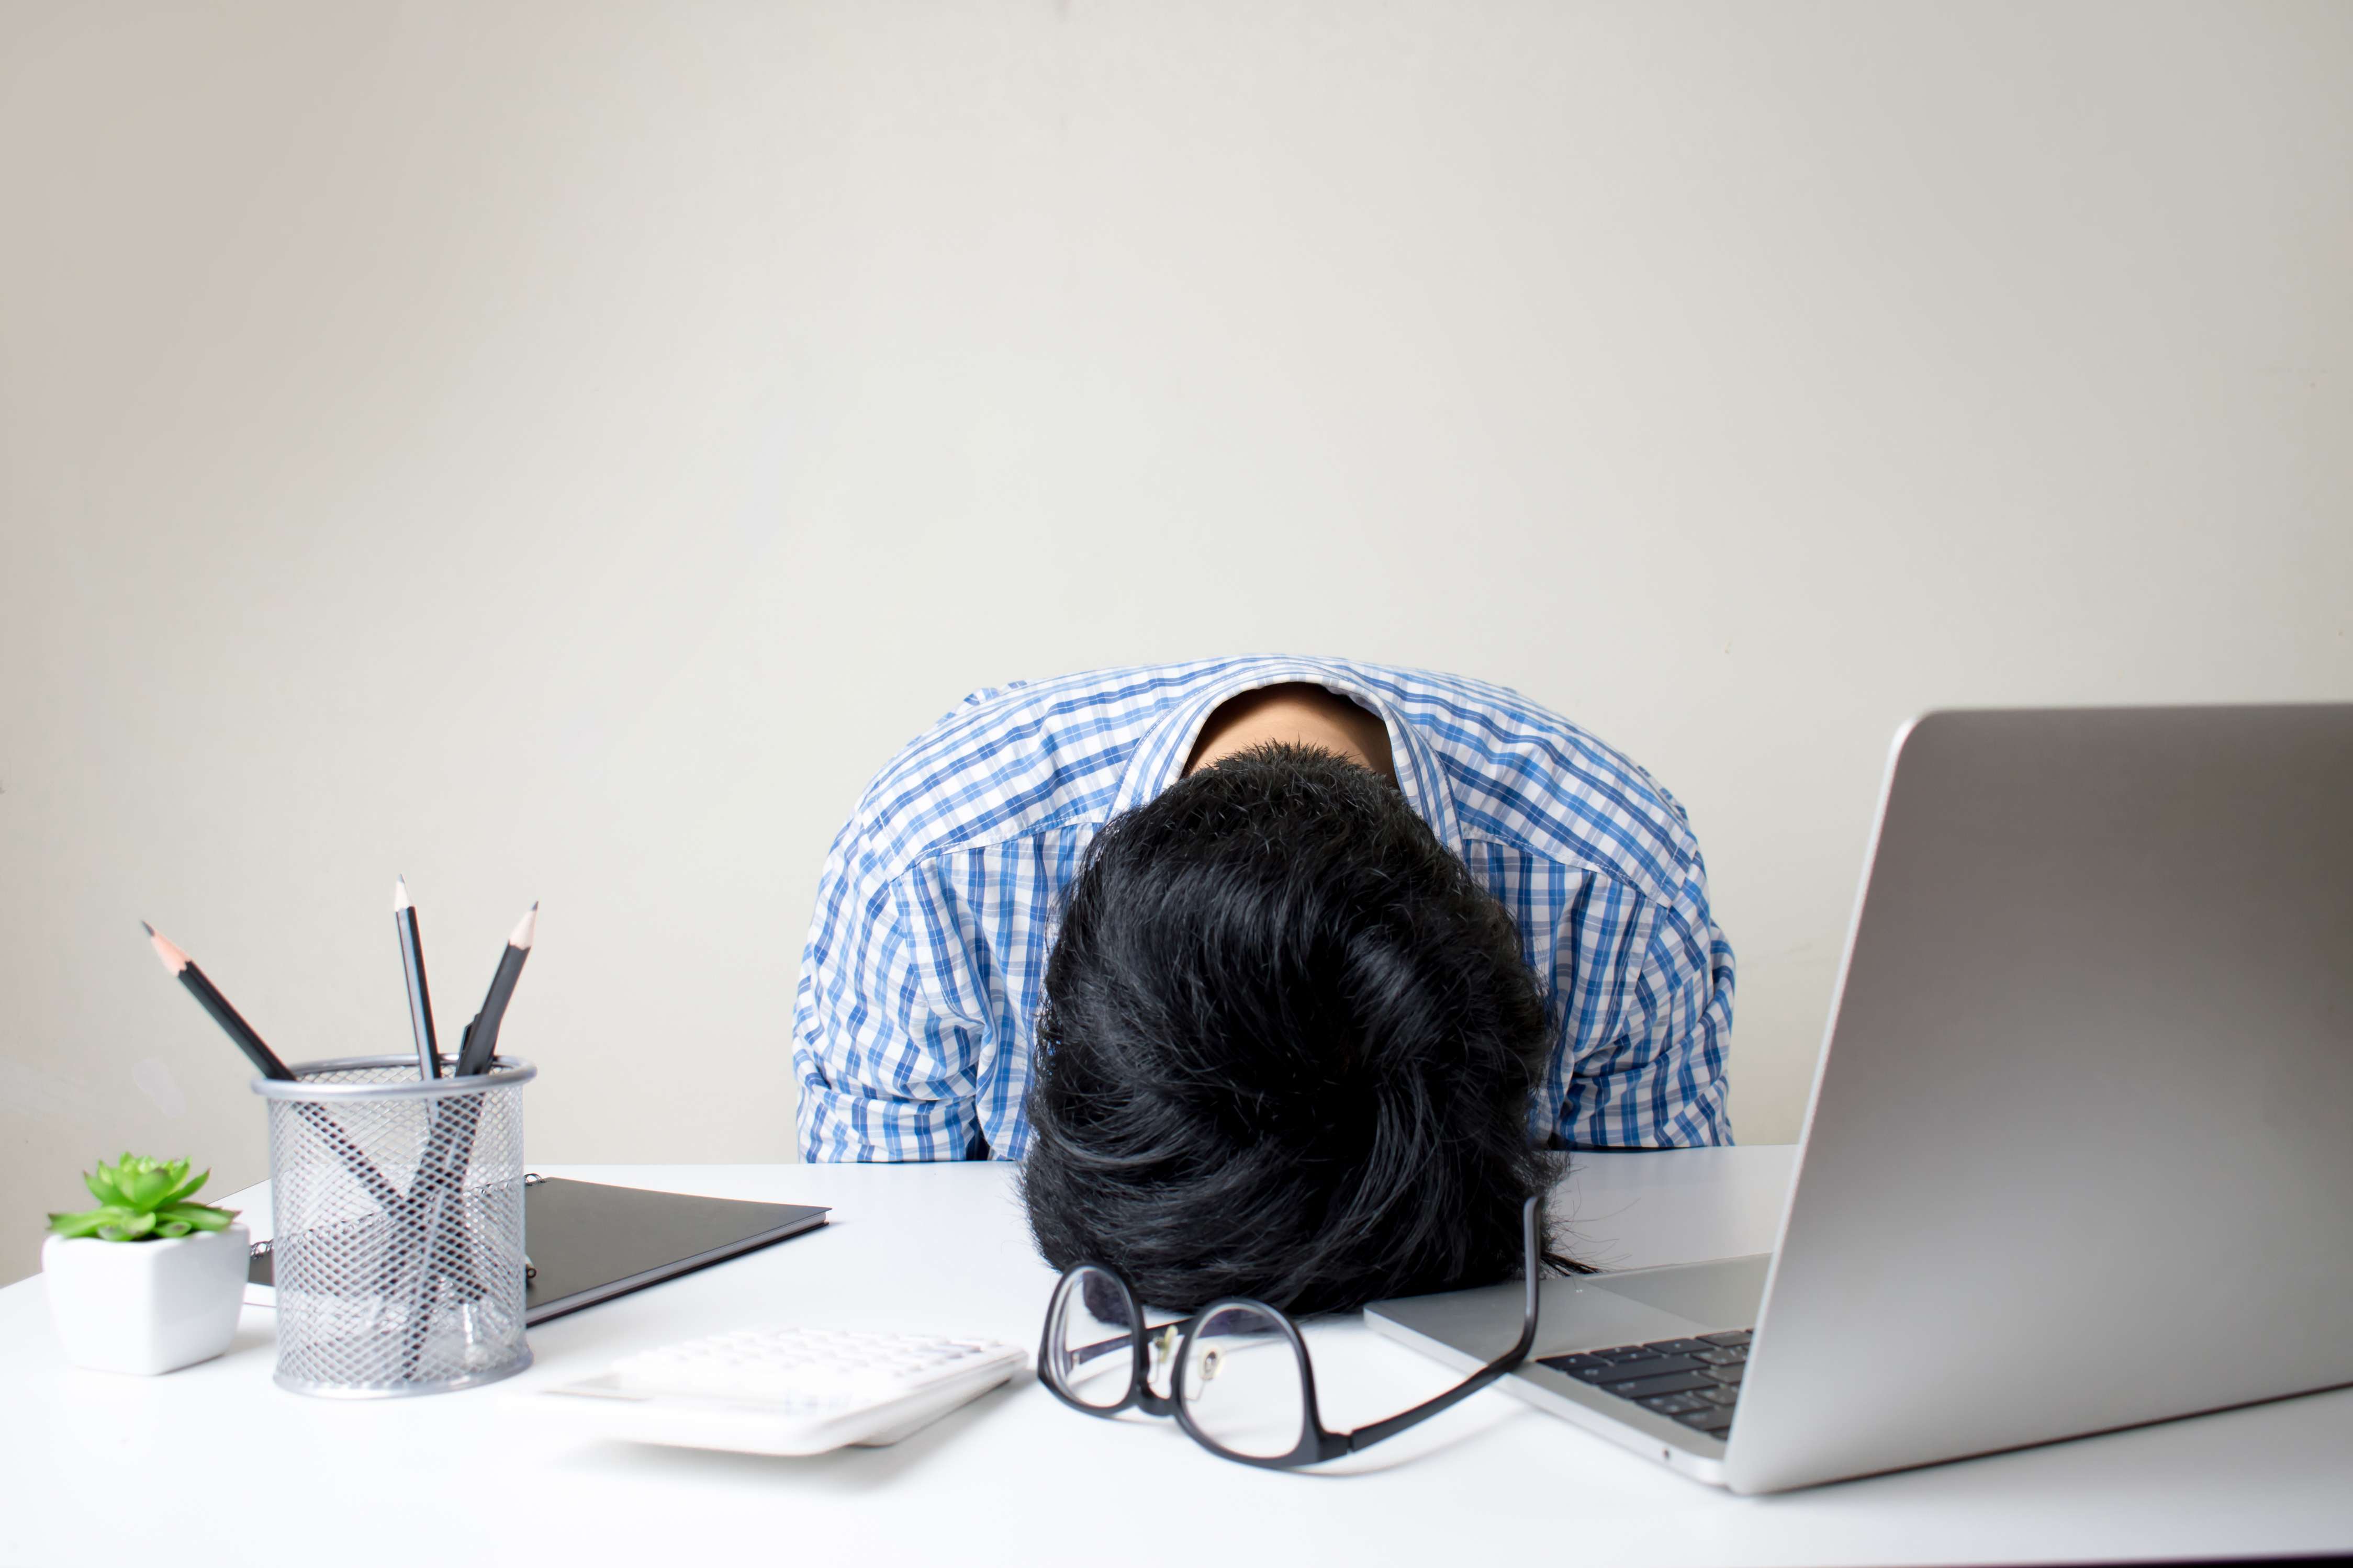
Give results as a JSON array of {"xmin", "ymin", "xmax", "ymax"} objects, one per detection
[{"xmin": 1022, "ymin": 742, "xmax": 1564, "ymax": 1313}]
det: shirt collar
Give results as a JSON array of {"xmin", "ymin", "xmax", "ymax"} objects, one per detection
[{"xmin": 1108, "ymin": 656, "xmax": 1466, "ymax": 856}]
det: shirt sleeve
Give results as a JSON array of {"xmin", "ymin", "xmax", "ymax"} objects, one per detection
[
  {"xmin": 1550, "ymin": 847, "xmax": 1736, "ymax": 1150},
  {"xmin": 792, "ymin": 821, "xmax": 990, "ymax": 1162}
]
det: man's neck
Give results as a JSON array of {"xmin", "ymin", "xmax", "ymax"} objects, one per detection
[{"xmin": 1183, "ymin": 683, "xmax": 1396, "ymax": 780}]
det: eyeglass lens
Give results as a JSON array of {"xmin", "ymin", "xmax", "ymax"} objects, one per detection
[
  {"xmin": 1176, "ymin": 1304, "xmax": 1308, "ymax": 1460},
  {"xmin": 1050, "ymin": 1266, "xmax": 1140, "ymax": 1409}
]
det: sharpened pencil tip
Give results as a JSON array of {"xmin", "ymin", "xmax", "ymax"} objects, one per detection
[
  {"xmin": 393, "ymin": 876, "xmax": 411, "ymax": 912},
  {"xmin": 510, "ymin": 904, "xmax": 539, "ymax": 950},
  {"xmin": 140, "ymin": 920, "xmax": 155, "ymax": 937},
  {"xmin": 144, "ymin": 924, "xmax": 191, "ymax": 975}
]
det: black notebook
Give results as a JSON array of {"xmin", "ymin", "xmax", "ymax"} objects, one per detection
[{"xmin": 246, "ymin": 1177, "xmax": 830, "ymax": 1324}]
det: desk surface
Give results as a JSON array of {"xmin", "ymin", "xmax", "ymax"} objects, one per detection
[{"xmin": 5, "ymin": 1147, "xmax": 2348, "ymax": 1566}]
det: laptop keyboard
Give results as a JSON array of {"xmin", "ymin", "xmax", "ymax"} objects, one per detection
[{"xmin": 1536, "ymin": 1328, "xmax": 1752, "ymax": 1437}]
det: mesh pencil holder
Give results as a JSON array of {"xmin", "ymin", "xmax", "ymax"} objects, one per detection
[{"xmin": 253, "ymin": 1055, "xmax": 536, "ymax": 1397}]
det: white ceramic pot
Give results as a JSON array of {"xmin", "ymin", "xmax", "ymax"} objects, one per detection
[{"xmin": 42, "ymin": 1224, "xmax": 250, "ymax": 1375}]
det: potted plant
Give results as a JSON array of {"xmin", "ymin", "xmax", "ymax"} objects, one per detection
[{"xmin": 43, "ymin": 1154, "xmax": 250, "ymax": 1375}]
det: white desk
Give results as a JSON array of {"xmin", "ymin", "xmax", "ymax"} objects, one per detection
[{"xmin": 5, "ymin": 1147, "xmax": 2348, "ymax": 1566}]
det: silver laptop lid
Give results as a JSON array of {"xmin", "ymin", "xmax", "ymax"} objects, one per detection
[{"xmin": 1729, "ymin": 705, "xmax": 2353, "ymax": 1493}]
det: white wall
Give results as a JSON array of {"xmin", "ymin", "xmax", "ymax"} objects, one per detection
[{"xmin": 3, "ymin": 0, "xmax": 2347, "ymax": 1284}]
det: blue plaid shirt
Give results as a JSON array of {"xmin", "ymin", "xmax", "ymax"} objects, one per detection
[{"xmin": 793, "ymin": 656, "xmax": 1734, "ymax": 1161}]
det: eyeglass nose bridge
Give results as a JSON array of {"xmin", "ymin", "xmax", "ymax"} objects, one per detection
[{"xmin": 1144, "ymin": 1322, "xmax": 1183, "ymax": 1395}]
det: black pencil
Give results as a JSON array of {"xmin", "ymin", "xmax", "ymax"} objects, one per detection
[
  {"xmin": 454, "ymin": 903, "xmax": 537, "ymax": 1078},
  {"xmin": 413, "ymin": 900, "xmax": 538, "ymax": 1341},
  {"xmin": 141, "ymin": 922, "xmax": 407, "ymax": 1214},
  {"xmin": 142, "ymin": 921, "xmax": 295, "ymax": 1081},
  {"xmin": 392, "ymin": 876, "xmax": 441, "ymax": 1079}
]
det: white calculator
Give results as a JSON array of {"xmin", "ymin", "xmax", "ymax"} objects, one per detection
[{"xmin": 506, "ymin": 1326, "xmax": 1027, "ymax": 1456}]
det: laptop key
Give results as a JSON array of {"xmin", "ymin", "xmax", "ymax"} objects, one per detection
[
  {"xmin": 1676, "ymin": 1406, "xmax": 1737, "ymax": 1434},
  {"xmin": 1704, "ymin": 1364, "xmax": 1744, "ymax": 1386},
  {"xmin": 1544, "ymin": 1355, "xmax": 1657, "ymax": 1381},
  {"xmin": 1640, "ymin": 1339, "xmax": 1715, "ymax": 1356},
  {"xmin": 1694, "ymin": 1347, "xmax": 1747, "ymax": 1366},
  {"xmin": 1606, "ymin": 1370, "xmax": 1720, "ymax": 1400},
  {"xmin": 1587, "ymin": 1355, "xmax": 1707, "ymax": 1383},
  {"xmin": 1698, "ymin": 1384, "xmax": 1740, "ymax": 1406},
  {"xmin": 1642, "ymin": 1392, "xmax": 1714, "ymax": 1415},
  {"xmin": 1700, "ymin": 1329, "xmax": 1753, "ymax": 1347}
]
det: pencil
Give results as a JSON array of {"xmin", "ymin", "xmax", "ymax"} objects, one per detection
[
  {"xmin": 417, "ymin": 900, "xmax": 539, "ymax": 1269},
  {"xmin": 393, "ymin": 876, "xmax": 441, "ymax": 1079},
  {"xmin": 142, "ymin": 921, "xmax": 295, "ymax": 1081},
  {"xmin": 409, "ymin": 899, "xmax": 541, "ymax": 1325},
  {"xmin": 454, "ymin": 902, "xmax": 537, "ymax": 1078},
  {"xmin": 141, "ymin": 922, "xmax": 406, "ymax": 1214},
  {"xmin": 411, "ymin": 899, "xmax": 537, "ymax": 1359}
]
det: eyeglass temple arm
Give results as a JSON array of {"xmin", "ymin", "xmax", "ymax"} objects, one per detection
[{"xmin": 1343, "ymin": 1195, "xmax": 1543, "ymax": 1454}]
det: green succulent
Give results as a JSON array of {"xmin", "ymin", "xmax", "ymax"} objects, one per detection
[{"xmin": 47, "ymin": 1154, "xmax": 239, "ymax": 1243}]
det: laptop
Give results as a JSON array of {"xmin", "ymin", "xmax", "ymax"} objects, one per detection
[{"xmin": 1368, "ymin": 705, "xmax": 2353, "ymax": 1494}]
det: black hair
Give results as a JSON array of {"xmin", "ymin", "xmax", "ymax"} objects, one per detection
[{"xmin": 1021, "ymin": 741, "xmax": 1576, "ymax": 1314}]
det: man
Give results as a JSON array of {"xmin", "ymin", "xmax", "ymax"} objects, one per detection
[{"xmin": 793, "ymin": 656, "xmax": 1734, "ymax": 1311}]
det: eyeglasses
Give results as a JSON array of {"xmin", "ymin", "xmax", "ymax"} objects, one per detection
[{"xmin": 1037, "ymin": 1197, "xmax": 1540, "ymax": 1469}]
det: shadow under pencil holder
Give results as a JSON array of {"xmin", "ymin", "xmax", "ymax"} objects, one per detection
[{"xmin": 253, "ymin": 1054, "xmax": 536, "ymax": 1397}]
